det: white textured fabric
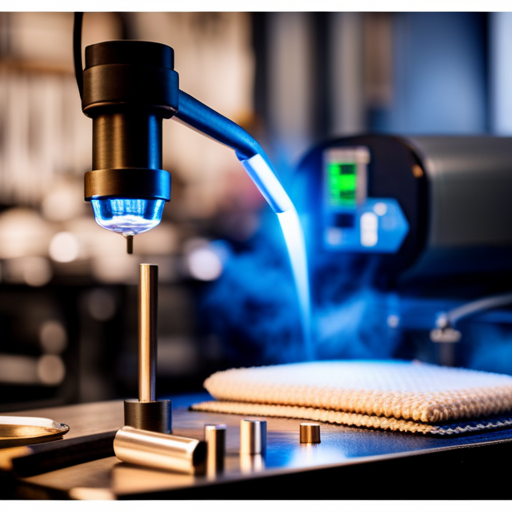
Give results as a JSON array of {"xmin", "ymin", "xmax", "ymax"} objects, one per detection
[
  {"xmin": 194, "ymin": 361, "xmax": 512, "ymax": 430},
  {"xmin": 190, "ymin": 399, "xmax": 512, "ymax": 435}
]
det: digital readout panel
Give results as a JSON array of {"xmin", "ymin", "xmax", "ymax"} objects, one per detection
[
  {"xmin": 327, "ymin": 162, "xmax": 357, "ymax": 208},
  {"xmin": 323, "ymin": 146, "xmax": 409, "ymax": 253}
]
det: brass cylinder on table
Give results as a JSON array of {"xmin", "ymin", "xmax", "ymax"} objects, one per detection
[
  {"xmin": 300, "ymin": 422, "xmax": 321, "ymax": 444},
  {"xmin": 114, "ymin": 426, "xmax": 206, "ymax": 474},
  {"xmin": 124, "ymin": 264, "xmax": 172, "ymax": 434}
]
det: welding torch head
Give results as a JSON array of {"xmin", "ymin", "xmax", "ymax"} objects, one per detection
[
  {"xmin": 80, "ymin": 38, "xmax": 293, "ymax": 257},
  {"xmin": 82, "ymin": 40, "xmax": 177, "ymax": 246}
]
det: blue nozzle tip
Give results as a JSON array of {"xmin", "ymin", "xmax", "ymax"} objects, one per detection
[{"xmin": 91, "ymin": 198, "xmax": 165, "ymax": 236}]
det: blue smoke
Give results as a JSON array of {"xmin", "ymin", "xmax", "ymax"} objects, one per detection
[
  {"xmin": 199, "ymin": 211, "xmax": 402, "ymax": 367},
  {"xmin": 199, "ymin": 219, "xmax": 305, "ymax": 367}
]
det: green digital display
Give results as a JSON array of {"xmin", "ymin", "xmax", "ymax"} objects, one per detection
[{"xmin": 328, "ymin": 162, "xmax": 357, "ymax": 207}]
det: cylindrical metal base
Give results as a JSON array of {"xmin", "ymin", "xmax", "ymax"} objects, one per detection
[{"xmin": 124, "ymin": 399, "xmax": 172, "ymax": 434}]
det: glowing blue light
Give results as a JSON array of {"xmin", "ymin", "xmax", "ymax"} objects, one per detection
[
  {"xmin": 241, "ymin": 152, "xmax": 313, "ymax": 360},
  {"xmin": 241, "ymin": 154, "xmax": 293, "ymax": 213},
  {"xmin": 277, "ymin": 208, "xmax": 314, "ymax": 361},
  {"xmin": 91, "ymin": 198, "xmax": 165, "ymax": 236}
]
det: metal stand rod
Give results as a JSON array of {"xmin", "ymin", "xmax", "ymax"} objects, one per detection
[
  {"xmin": 139, "ymin": 263, "xmax": 157, "ymax": 403},
  {"xmin": 124, "ymin": 263, "xmax": 171, "ymax": 434}
]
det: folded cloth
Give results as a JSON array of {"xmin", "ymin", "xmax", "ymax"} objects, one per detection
[{"xmin": 190, "ymin": 360, "xmax": 512, "ymax": 435}]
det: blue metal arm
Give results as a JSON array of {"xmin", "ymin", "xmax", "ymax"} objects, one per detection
[{"xmin": 175, "ymin": 90, "xmax": 293, "ymax": 213}]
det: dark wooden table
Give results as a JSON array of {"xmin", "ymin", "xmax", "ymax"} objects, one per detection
[{"xmin": 2, "ymin": 393, "xmax": 512, "ymax": 500}]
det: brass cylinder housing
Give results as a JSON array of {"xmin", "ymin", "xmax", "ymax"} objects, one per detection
[{"xmin": 82, "ymin": 40, "xmax": 178, "ymax": 202}]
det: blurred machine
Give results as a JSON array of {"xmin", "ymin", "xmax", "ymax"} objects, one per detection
[
  {"xmin": 293, "ymin": 134, "xmax": 512, "ymax": 370},
  {"xmin": 296, "ymin": 134, "xmax": 512, "ymax": 277}
]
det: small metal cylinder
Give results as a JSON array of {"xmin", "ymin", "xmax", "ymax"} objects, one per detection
[
  {"xmin": 113, "ymin": 426, "xmax": 206, "ymax": 474},
  {"xmin": 204, "ymin": 424, "xmax": 226, "ymax": 475},
  {"xmin": 139, "ymin": 264, "xmax": 157, "ymax": 403},
  {"xmin": 300, "ymin": 422, "xmax": 321, "ymax": 444},
  {"xmin": 240, "ymin": 419, "xmax": 267, "ymax": 455}
]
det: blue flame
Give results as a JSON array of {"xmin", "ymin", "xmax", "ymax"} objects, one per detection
[{"xmin": 91, "ymin": 198, "xmax": 165, "ymax": 236}]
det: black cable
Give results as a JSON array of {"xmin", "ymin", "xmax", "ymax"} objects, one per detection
[{"xmin": 73, "ymin": 12, "xmax": 84, "ymax": 100}]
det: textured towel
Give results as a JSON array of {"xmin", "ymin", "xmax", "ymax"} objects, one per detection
[{"xmin": 190, "ymin": 360, "xmax": 512, "ymax": 435}]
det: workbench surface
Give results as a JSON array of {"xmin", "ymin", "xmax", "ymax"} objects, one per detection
[{"xmin": 2, "ymin": 393, "xmax": 512, "ymax": 500}]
